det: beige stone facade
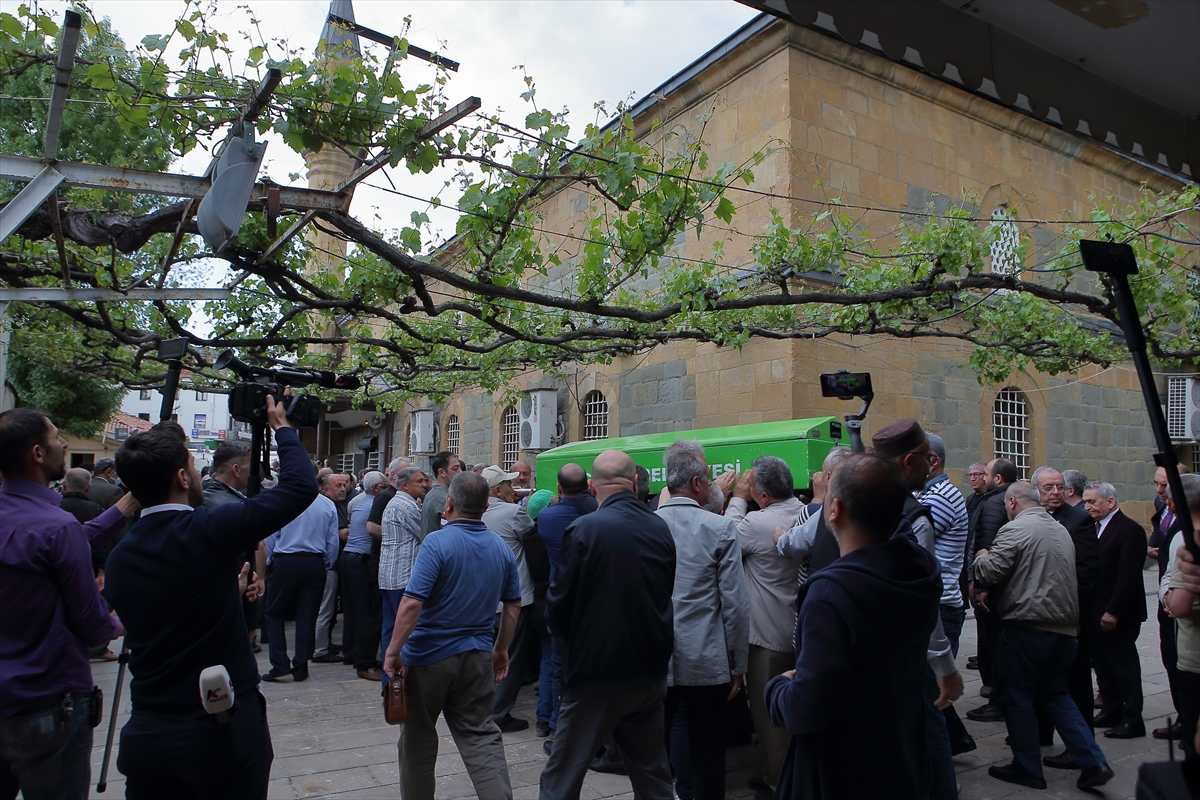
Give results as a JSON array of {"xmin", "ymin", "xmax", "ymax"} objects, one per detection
[{"xmin": 385, "ymin": 16, "xmax": 1191, "ymax": 527}]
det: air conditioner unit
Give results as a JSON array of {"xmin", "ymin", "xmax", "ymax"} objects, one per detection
[
  {"xmin": 410, "ymin": 409, "xmax": 435, "ymax": 453},
  {"xmin": 520, "ymin": 389, "xmax": 558, "ymax": 451},
  {"xmin": 1167, "ymin": 375, "xmax": 1200, "ymax": 441}
]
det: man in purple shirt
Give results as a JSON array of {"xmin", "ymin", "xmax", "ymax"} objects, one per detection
[{"xmin": 0, "ymin": 408, "xmax": 138, "ymax": 800}]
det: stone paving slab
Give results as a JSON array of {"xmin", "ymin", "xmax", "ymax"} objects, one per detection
[{"xmin": 85, "ymin": 570, "xmax": 1181, "ymax": 799}]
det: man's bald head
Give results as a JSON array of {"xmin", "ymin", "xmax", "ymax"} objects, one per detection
[
  {"xmin": 64, "ymin": 467, "xmax": 92, "ymax": 493},
  {"xmin": 557, "ymin": 463, "xmax": 588, "ymax": 497},
  {"xmin": 591, "ymin": 450, "xmax": 636, "ymax": 503},
  {"xmin": 1005, "ymin": 480, "xmax": 1042, "ymax": 519}
]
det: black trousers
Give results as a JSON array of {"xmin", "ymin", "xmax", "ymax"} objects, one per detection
[
  {"xmin": 1092, "ymin": 614, "xmax": 1144, "ymax": 725},
  {"xmin": 1177, "ymin": 668, "xmax": 1200, "ymax": 761},
  {"xmin": 493, "ymin": 604, "xmax": 537, "ymax": 721},
  {"xmin": 117, "ymin": 693, "xmax": 272, "ymax": 800},
  {"xmin": 1039, "ymin": 585, "xmax": 1096, "ymax": 740},
  {"xmin": 339, "ymin": 553, "xmax": 381, "ymax": 671},
  {"xmin": 663, "ymin": 684, "xmax": 730, "ymax": 800},
  {"xmin": 975, "ymin": 605, "xmax": 1002, "ymax": 689},
  {"xmin": 1160, "ymin": 606, "xmax": 1183, "ymax": 714},
  {"xmin": 264, "ymin": 553, "xmax": 326, "ymax": 675}
]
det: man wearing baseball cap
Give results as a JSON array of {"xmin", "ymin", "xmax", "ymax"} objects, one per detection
[{"xmin": 481, "ymin": 465, "xmax": 537, "ymax": 732}]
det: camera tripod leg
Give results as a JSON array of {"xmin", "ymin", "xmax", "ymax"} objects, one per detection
[{"xmin": 96, "ymin": 643, "xmax": 129, "ymax": 792}]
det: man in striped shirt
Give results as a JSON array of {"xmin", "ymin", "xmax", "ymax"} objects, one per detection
[
  {"xmin": 919, "ymin": 433, "xmax": 974, "ymax": 755},
  {"xmin": 379, "ymin": 467, "xmax": 429, "ymax": 679}
]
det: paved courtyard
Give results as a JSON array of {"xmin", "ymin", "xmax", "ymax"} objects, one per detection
[{"xmin": 87, "ymin": 570, "xmax": 1181, "ymax": 799}]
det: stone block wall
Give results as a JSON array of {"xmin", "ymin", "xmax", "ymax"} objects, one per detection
[{"xmin": 618, "ymin": 359, "xmax": 697, "ymax": 436}]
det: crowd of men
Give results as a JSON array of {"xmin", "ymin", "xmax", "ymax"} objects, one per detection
[{"xmin": 3, "ymin": 399, "xmax": 1200, "ymax": 800}]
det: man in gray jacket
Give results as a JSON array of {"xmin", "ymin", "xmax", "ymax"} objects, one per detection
[
  {"xmin": 656, "ymin": 440, "xmax": 750, "ymax": 800},
  {"xmin": 725, "ymin": 456, "xmax": 802, "ymax": 796},
  {"xmin": 481, "ymin": 465, "xmax": 536, "ymax": 732},
  {"xmin": 974, "ymin": 481, "xmax": 1113, "ymax": 792}
]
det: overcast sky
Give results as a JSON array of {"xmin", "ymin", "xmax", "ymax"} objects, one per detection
[{"xmin": 62, "ymin": 0, "xmax": 761, "ymax": 244}]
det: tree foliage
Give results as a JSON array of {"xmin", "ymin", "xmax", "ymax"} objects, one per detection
[
  {"xmin": 7, "ymin": 350, "xmax": 125, "ymax": 437},
  {"xmin": 1, "ymin": 1, "xmax": 1198, "ymax": 407}
]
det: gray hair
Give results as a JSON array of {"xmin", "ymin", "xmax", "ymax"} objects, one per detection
[
  {"xmin": 387, "ymin": 456, "xmax": 412, "ymax": 477},
  {"xmin": 448, "ymin": 472, "xmax": 489, "ymax": 517},
  {"xmin": 1005, "ymin": 480, "xmax": 1041, "ymax": 506},
  {"xmin": 664, "ymin": 439, "xmax": 707, "ymax": 492},
  {"xmin": 823, "ymin": 446, "xmax": 852, "ymax": 473},
  {"xmin": 1166, "ymin": 473, "xmax": 1200, "ymax": 511},
  {"xmin": 1085, "ymin": 480, "xmax": 1117, "ymax": 502},
  {"xmin": 752, "ymin": 456, "xmax": 794, "ymax": 500},
  {"xmin": 969, "ymin": 461, "xmax": 987, "ymax": 472},
  {"xmin": 926, "ymin": 433, "xmax": 946, "ymax": 465},
  {"xmin": 703, "ymin": 482, "xmax": 726, "ymax": 513},
  {"xmin": 1062, "ymin": 469, "xmax": 1087, "ymax": 496},
  {"xmin": 362, "ymin": 471, "xmax": 385, "ymax": 493},
  {"xmin": 395, "ymin": 467, "xmax": 425, "ymax": 487},
  {"xmin": 64, "ymin": 467, "xmax": 92, "ymax": 492}
]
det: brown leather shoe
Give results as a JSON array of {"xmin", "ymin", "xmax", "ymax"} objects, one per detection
[
  {"xmin": 357, "ymin": 668, "xmax": 383, "ymax": 682},
  {"xmin": 1153, "ymin": 721, "xmax": 1184, "ymax": 740},
  {"xmin": 95, "ymin": 648, "xmax": 119, "ymax": 662}
]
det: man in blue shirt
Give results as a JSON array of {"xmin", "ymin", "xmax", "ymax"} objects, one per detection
[
  {"xmin": 340, "ymin": 471, "xmax": 388, "ymax": 680},
  {"xmin": 262, "ymin": 476, "xmax": 340, "ymax": 682},
  {"xmin": 383, "ymin": 472, "xmax": 522, "ymax": 800}
]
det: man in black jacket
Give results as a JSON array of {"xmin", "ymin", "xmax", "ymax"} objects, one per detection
[
  {"xmin": 1085, "ymin": 481, "xmax": 1149, "ymax": 739},
  {"xmin": 203, "ymin": 441, "xmax": 264, "ymax": 652},
  {"xmin": 1031, "ymin": 467, "xmax": 1100, "ymax": 767},
  {"xmin": 965, "ymin": 457, "xmax": 1017, "ymax": 722},
  {"xmin": 105, "ymin": 396, "xmax": 317, "ymax": 798},
  {"xmin": 539, "ymin": 450, "xmax": 676, "ymax": 800}
]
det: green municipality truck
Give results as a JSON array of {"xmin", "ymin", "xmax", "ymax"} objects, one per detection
[{"xmin": 533, "ymin": 416, "xmax": 846, "ymax": 495}]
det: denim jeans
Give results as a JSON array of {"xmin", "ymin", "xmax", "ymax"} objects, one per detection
[
  {"xmin": 995, "ymin": 626, "xmax": 1107, "ymax": 778},
  {"xmin": 923, "ymin": 669, "xmax": 958, "ymax": 800},
  {"xmin": 0, "ymin": 692, "xmax": 94, "ymax": 800},
  {"xmin": 537, "ymin": 637, "xmax": 562, "ymax": 729},
  {"xmin": 940, "ymin": 605, "xmax": 965, "ymax": 659}
]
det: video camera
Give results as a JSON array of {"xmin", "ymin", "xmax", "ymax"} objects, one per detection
[{"xmin": 214, "ymin": 349, "xmax": 360, "ymax": 428}]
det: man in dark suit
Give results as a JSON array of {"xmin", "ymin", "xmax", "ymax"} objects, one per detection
[
  {"xmin": 1085, "ymin": 481, "xmax": 1148, "ymax": 739},
  {"xmin": 539, "ymin": 450, "xmax": 676, "ymax": 799},
  {"xmin": 965, "ymin": 457, "xmax": 1017, "ymax": 722},
  {"xmin": 1148, "ymin": 465, "xmax": 1190, "ymax": 740},
  {"xmin": 86, "ymin": 457, "xmax": 125, "ymax": 508},
  {"xmin": 105, "ymin": 396, "xmax": 317, "ymax": 798},
  {"xmin": 1032, "ymin": 467, "xmax": 1102, "ymax": 768},
  {"xmin": 203, "ymin": 441, "xmax": 264, "ymax": 652}
]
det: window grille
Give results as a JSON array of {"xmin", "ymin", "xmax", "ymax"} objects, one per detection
[
  {"xmin": 501, "ymin": 406, "xmax": 519, "ymax": 470},
  {"xmin": 1168, "ymin": 376, "xmax": 1188, "ymax": 440},
  {"xmin": 989, "ymin": 205, "xmax": 1021, "ymax": 277},
  {"xmin": 195, "ymin": 391, "xmax": 208, "ymax": 401},
  {"xmin": 582, "ymin": 391, "xmax": 609, "ymax": 440},
  {"xmin": 993, "ymin": 388, "xmax": 1030, "ymax": 479},
  {"xmin": 139, "ymin": 389, "xmax": 152, "ymax": 400},
  {"xmin": 446, "ymin": 415, "xmax": 460, "ymax": 455},
  {"xmin": 404, "ymin": 423, "xmax": 411, "ymax": 457}
]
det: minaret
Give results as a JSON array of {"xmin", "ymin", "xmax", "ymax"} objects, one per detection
[
  {"xmin": 304, "ymin": 0, "xmax": 360, "ymax": 270},
  {"xmin": 304, "ymin": 0, "xmax": 360, "ymax": 364}
]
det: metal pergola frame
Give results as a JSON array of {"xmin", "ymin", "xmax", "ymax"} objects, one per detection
[{"xmin": 0, "ymin": 9, "xmax": 480, "ymax": 410}]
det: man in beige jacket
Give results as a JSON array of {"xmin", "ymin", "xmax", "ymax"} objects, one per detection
[
  {"xmin": 974, "ymin": 481, "xmax": 1113, "ymax": 792},
  {"xmin": 724, "ymin": 456, "xmax": 803, "ymax": 798}
]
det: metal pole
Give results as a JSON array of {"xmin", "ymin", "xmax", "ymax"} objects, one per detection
[
  {"xmin": 1080, "ymin": 240, "xmax": 1198, "ymax": 558},
  {"xmin": 0, "ymin": 301, "xmax": 10, "ymax": 412},
  {"xmin": 95, "ymin": 648, "xmax": 128, "ymax": 792},
  {"xmin": 159, "ymin": 360, "xmax": 182, "ymax": 423}
]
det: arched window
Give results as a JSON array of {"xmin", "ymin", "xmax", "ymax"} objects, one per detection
[
  {"xmin": 501, "ymin": 406, "xmax": 520, "ymax": 470},
  {"xmin": 993, "ymin": 388, "xmax": 1030, "ymax": 479},
  {"xmin": 446, "ymin": 415, "xmax": 460, "ymax": 456},
  {"xmin": 582, "ymin": 391, "xmax": 609, "ymax": 440},
  {"xmin": 988, "ymin": 204, "xmax": 1021, "ymax": 277}
]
